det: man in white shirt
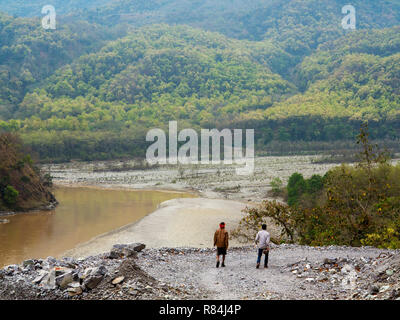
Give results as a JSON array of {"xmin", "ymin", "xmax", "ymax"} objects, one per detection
[{"xmin": 255, "ymin": 224, "xmax": 270, "ymax": 269}]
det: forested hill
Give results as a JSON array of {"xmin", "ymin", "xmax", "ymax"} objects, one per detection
[
  {"xmin": 27, "ymin": 25, "xmax": 296, "ymax": 126},
  {"xmin": 265, "ymin": 27, "xmax": 400, "ymax": 121},
  {"xmin": 0, "ymin": 12, "xmax": 126, "ymax": 118},
  {"xmin": 0, "ymin": 0, "xmax": 399, "ymax": 161}
]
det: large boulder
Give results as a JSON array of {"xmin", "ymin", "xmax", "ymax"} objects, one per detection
[
  {"xmin": 108, "ymin": 243, "xmax": 145, "ymax": 259},
  {"xmin": 83, "ymin": 265, "xmax": 107, "ymax": 290}
]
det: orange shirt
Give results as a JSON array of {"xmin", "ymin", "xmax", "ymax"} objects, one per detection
[{"xmin": 214, "ymin": 228, "xmax": 229, "ymax": 248}]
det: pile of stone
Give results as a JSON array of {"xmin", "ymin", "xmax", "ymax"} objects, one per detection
[
  {"xmin": 287, "ymin": 257, "xmax": 361, "ymax": 286},
  {"xmin": 284, "ymin": 253, "xmax": 400, "ymax": 300},
  {"xmin": 0, "ymin": 243, "xmax": 188, "ymax": 300},
  {"xmin": 28, "ymin": 243, "xmax": 145, "ymax": 296},
  {"xmin": 352, "ymin": 253, "xmax": 400, "ymax": 300}
]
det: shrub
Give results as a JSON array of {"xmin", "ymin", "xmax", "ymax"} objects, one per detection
[
  {"xmin": 286, "ymin": 172, "xmax": 324, "ymax": 207},
  {"xmin": 3, "ymin": 185, "xmax": 19, "ymax": 205},
  {"xmin": 306, "ymin": 175, "xmax": 324, "ymax": 194},
  {"xmin": 270, "ymin": 177, "xmax": 283, "ymax": 196}
]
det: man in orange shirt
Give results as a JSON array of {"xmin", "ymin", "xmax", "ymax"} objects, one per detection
[{"xmin": 214, "ymin": 222, "xmax": 229, "ymax": 268}]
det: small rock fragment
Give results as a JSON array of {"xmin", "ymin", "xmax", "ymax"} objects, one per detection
[{"xmin": 112, "ymin": 276, "xmax": 125, "ymax": 285}]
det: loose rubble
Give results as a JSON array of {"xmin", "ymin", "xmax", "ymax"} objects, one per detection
[
  {"xmin": 279, "ymin": 250, "xmax": 400, "ymax": 300},
  {"xmin": 0, "ymin": 243, "xmax": 194, "ymax": 300},
  {"xmin": 136, "ymin": 245, "xmax": 400, "ymax": 300},
  {"xmin": 1, "ymin": 244, "xmax": 399, "ymax": 300}
]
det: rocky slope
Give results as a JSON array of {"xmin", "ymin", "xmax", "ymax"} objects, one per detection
[
  {"xmin": 1, "ymin": 243, "xmax": 399, "ymax": 300},
  {"xmin": 0, "ymin": 133, "xmax": 57, "ymax": 214},
  {"xmin": 0, "ymin": 243, "xmax": 194, "ymax": 300}
]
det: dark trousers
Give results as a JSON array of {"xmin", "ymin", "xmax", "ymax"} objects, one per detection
[{"xmin": 257, "ymin": 248, "xmax": 269, "ymax": 267}]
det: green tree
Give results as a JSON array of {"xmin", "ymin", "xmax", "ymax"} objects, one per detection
[{"xmin": 287, "ymin": 173, "xmax": 306, "ymax": 206}]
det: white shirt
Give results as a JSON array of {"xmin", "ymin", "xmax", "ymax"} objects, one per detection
[{"xmin": 255, "ymin": 230, "xmax": 270, "ymax": 249}]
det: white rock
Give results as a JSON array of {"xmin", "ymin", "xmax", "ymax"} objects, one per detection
[{"xmin": 379, "ymin": 285, "xmax": 390, "ymax": 293}]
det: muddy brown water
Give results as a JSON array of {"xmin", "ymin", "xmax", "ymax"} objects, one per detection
[{"xmin": 0, "ymin": 187, "xmax": 194, "ymax": 267}]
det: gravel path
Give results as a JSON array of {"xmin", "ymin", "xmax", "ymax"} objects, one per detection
[{"xmin": 136, "ymin": 245, "xmax": 397, "ymax": 300}]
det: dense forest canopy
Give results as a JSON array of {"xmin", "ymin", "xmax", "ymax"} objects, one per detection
[
  {"xmin": 0, "ymin": 12, "xmax": 127, "ymax": 118},
  {"xmin": 0, "ymin": 0, "xmax": 399, "ymax": 161}
]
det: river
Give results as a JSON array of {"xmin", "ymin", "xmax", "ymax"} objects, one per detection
[{"xmin": 0, "ymin": 186, "xmax": 193, "ymax": 267}]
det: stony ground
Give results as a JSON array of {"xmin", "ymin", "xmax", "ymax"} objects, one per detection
[
  {"xmin": 1, "ymin": 243, "xmax": 400, "ymax": 300},
  {"xmin": 137, "ymin": 245, "xmax": 400, "ymax": 300}
]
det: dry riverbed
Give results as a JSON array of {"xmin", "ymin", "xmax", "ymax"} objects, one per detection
[{"xmin": 43, "ymin": 155, "xmax": 339, "ymax": 201}]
